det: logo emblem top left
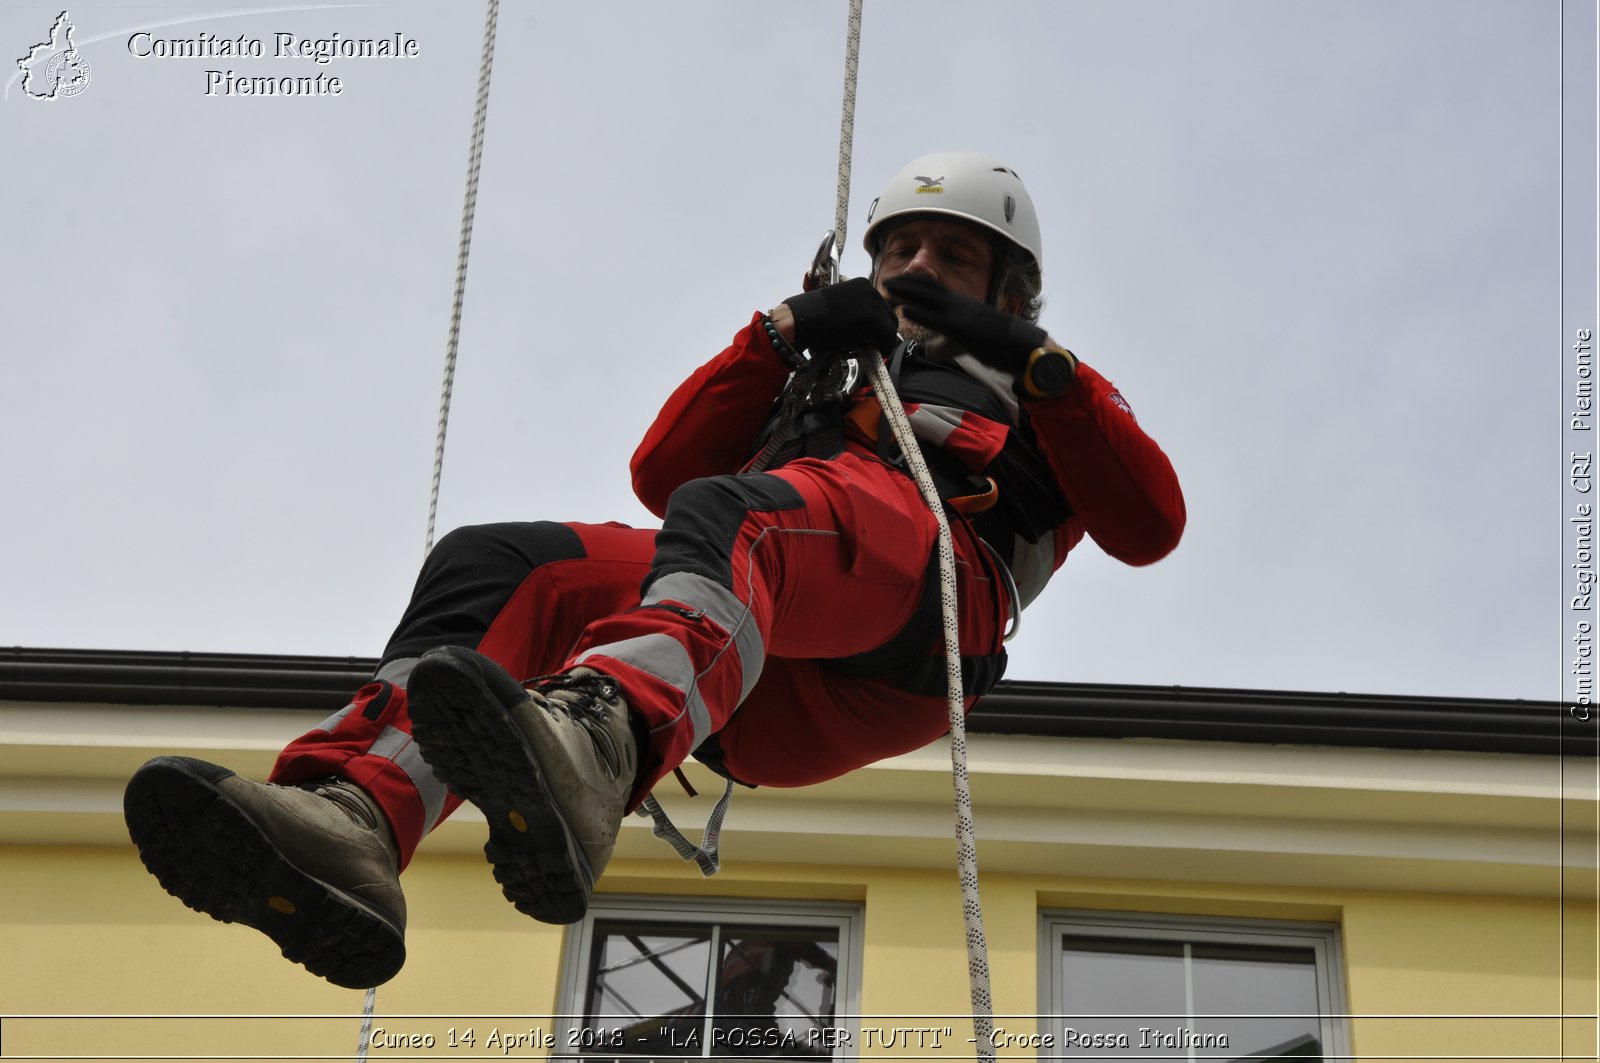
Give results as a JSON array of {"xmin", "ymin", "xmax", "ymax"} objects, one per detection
[{"xmin": 18, "ymin": 11, "xmax": 92, "ymax": 101}]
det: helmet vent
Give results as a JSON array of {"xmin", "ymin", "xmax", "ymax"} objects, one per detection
[{"xmin": 1004, "ymin": 194, "xmax": 1016, "ymax": 223}]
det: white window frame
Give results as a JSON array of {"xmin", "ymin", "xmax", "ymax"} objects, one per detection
[
  {"xmin": 554, "ymin": 894, "xmax": 865, "ymax": 1061},
  {"xmin": 1038, "ymin": 909, "xmax": 1351, "ymax": 1061}
]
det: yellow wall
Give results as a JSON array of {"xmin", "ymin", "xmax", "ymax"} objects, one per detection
[
  {"xmin": 3, "ymin": 843, "xmax": 1594, "ymax": 1061},
  {"xmin": 1342, "ymin": 891, "xmax": 1597, "ymax": 1062},
  {"xmin": 3, "ymin": 702, "xmax": 1592, "ymax": 1059}
]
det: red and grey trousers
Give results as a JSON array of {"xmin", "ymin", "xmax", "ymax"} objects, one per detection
[{"xmin": 269, "ymin": 447, "xmax": 1010, "ymax": 868}]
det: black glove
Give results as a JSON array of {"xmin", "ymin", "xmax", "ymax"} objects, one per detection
[
  {"xmin": 782, "ymin": 276, "xmax": 900, "ymax": 357},
  {"xmin": 884, "ymin": 275, "xmax": 1045, "ymax": 373},
  {"xmin": 886, "ymin": 275, "xmax": 1077, "ymax": 397}
]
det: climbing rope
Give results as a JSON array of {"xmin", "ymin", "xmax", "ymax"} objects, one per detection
[
  {"xmin": 424, "ymin": 0, "xmax": 500, "ymax": 557},
  {"xmin": 353, "ymin": 987, "xmax": 377, "ymax": 1062},
  {"xmin": 827, "ymin": 2, "xmax": 995, "ymax": 1055},
  {"xmin": 861, "ymin": 354, "xmax": 995, "ymax": 1059},
  {"xmin": 831, "ymin": 0, "xmax": 863, "ymax": 260}
]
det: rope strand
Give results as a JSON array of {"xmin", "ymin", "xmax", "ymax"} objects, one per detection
[
  {"xmin": 832, "ymin": 0, "xmax": 863, "ymax": 261},
  {"xmin": 830, "ymin": 2, "xmax": 995, "ymax": 1053},
  {"xmin": 425, "ymin": 0, "xmax": 500, "ymax": 557},
  {"xmin": 862, "ymin": 353, "xmax": 996, "ymax": 1060},
  {"xmin": 353, "ymin": 987, "xmax": 377, "ymax": 1062}
]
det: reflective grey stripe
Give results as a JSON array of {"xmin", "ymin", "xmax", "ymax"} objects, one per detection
[
  {"xmin": 1010, "ymin": 533, "xmax": 1056, "ymax": 609},
  {"xmin": 375, "ymin": 656, "xmax": 419, "ymax": 685},
  {"xmin": 311, "ymin": 700, "xmax": 357, "ymax": 734},
  {"xmin": 907, "ymin": 403, "xmax": 962, "ymax": 446},
  {"xmin": 369, "ymin": 726, "xmax": 450, "ymax": 832},
  {"xmin": 643, "ymin": 571, "xmax": 765, "ymax": 702},
  {"xmin": 310, "ymin": 656, "xmax": 417, "ymax": 732},
  {"xmin": 577, "ymin": 633, "xmax": 713, "ymax": 749},
  {"xmin": 306, "ymin": 667, "xmax": 451, "ymax": 832},
  {"xmin": 375, "ymin": 658, "xmax": 440, "ymax": 822},
  {"xmin": 950, "ymin": 351, "xmax": 1021, "ymax": 423}
]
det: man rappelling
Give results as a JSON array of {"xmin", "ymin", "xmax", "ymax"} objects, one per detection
[{"xmin": 124, "ymin": 151, "xmax": 1185, "ymax": 988}]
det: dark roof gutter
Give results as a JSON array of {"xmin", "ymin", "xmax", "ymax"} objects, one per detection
[{"xmin": 2, "ymin": 646, "xmax": 1591, "ymax": 758}]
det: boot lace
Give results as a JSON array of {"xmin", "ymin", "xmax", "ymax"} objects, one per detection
[
  {"xmin": 527, "ymin": 673, "xmax": 733, "ymax": 877},
  {"xmin": 524, "ymin": 671, "xmax": 629, "ymax": 778}
]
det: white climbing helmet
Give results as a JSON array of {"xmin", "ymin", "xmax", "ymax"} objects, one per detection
[{"xmin": 862, "ymin": 151, "xmax": 1042, "ymax": 269}]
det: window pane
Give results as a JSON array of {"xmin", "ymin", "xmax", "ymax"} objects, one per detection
[
  {"xmin": 584, "ymin": 921, "xmax": 711, "ymax": 1056},
  {"xmin": 579, "ymin": 919, "xmax": 843, "ymax": 1060},
  {"xmin": 1190, "ymin": 943, "xmax": 1321, "ymax": 1059},
  {"xmin": 1061, "ymin": 936, "xmax": 1186, "ymax": 1059},
  {"xmin": 713, "ymin": 928, "xmax": 839, "ymax": 1058},
  {"xmin": 1058, "ymin": 935, "xmax": 1327, "ymax": 1061}
]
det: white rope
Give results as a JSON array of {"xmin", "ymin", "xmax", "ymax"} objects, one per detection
[
  {"xmin": 828, "ymin": 2, "xmax": 995, "ymax": 1054},
  {"xmin": 424, "ymin": 0, "xmax": 501, "ymax": 556},
  {"xmin": 832, "ymin": 0, "xmax": 863, "ymax": 261},
  {"xmin": 353, "ymin": 987, "xmax": 377, "ymax": 1062},
  {"xmin": 863, "ymin": 355, "xmax": 996, "ymax": 1060}
]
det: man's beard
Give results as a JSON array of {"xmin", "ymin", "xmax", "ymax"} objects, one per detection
[
  {"xmin": 894, "ymin": 309, "xmax": 938, "ymax": 344},
  {"xmin": 891, "ymin": 312, "xmax": 966, "ymax": 363}
]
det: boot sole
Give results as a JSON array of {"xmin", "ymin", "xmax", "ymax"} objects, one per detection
[
  {"xmin": 406, "ymin": 653, "xmax": 593, "ymax": 925},
  {"xmin": 123, "ymin": 756, "xmax": 406, "ymax": 988}
]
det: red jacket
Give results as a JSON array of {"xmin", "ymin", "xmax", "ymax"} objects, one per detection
[{"xmin": 632, "ymin": 312, "xmax": 1185, "ymax": 608}]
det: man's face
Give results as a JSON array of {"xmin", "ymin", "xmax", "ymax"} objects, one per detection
[{"xmin": 874, "ymin": 217, "xmax": 996, "ymax": 342}]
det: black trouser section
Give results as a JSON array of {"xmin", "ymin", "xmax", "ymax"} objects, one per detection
[
  {"xmin": 645, "ymin": 473, "xmax": 805, "ymax": 593},
  {"xmin": 381, "ymin": 521, "xmax": 586, "ymax": 667}
]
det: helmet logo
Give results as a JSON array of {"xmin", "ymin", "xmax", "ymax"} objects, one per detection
[
  {"xmin": 1004, "ymin": 194, "xmax": 1016, "ymax": 223},
  {"xmin": 914, "ymin": 175, "xmax": 945, "ymax": 194}
]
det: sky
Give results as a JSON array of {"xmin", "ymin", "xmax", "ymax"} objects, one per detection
[{"xmin": 0, "ymin": 0, "xmax": 1581, "ymax": 704}]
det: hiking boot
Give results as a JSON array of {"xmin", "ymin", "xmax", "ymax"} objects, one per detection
[
  {"xmin": 123, "ymin": 756, "xmax": 406, "ymax": 988},
  {"xmin": 405, "ymin": 645, "xmax": 639, "ymax": 925}
]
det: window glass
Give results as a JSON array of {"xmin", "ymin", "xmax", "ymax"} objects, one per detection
[
  {"xmin": 585, "ymin": 922, "xmax": 712, "ymax": 1056},
  {"xmin": 1046, "ymin": 915, "xmax": 1343, "ymax": 1062},
  {"xmin": 574, "ymin": 916, "xmax": 841, "ymax": 1060},
  {"xmin": 714, "ymin": 928, "xmax": 839, "ymax": 1049},
  {"xmin": 1190, "ymin": 942, "xmax": 1321, "ymax": 1056},
  {"xmin": 1060, "ymin": 937, "xmax": 1186, "ymax": 1058}
]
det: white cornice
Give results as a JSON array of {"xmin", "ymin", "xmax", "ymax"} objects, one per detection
[{"xmin": 3, "ymin": 701, "xmax": 1594, "ymax": 899}]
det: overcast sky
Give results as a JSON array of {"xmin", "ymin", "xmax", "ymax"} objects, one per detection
[{"xmin": 1, "ymin": 0, "xmax": 1579, "ymax": 703}]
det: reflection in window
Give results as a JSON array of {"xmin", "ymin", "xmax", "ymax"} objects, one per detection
[
  {"xmin": 578, "ymin": 918, "xmax": 840, "ymax": 1059},
  {"xmin": 1045, "ymin": 914, "xmax": 1347, "ymax": 1062}
]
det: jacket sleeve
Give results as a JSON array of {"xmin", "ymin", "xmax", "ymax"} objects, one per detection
[
  {"xmin": 1023, "ymin": 360, "xmax": 1185, "ymax": 567},
  {"xmin": 631, "ymin": 312, "xmax": 795, "ymax": 518}
]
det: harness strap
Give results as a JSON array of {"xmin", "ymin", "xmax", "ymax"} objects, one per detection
[
  {"xmin": 846, "ymin": 396, "xmax": 1002, "ymax": 514},
  {"xmin": 633, "ymin": 779, "xmax": 736, "ymax": 877}
]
